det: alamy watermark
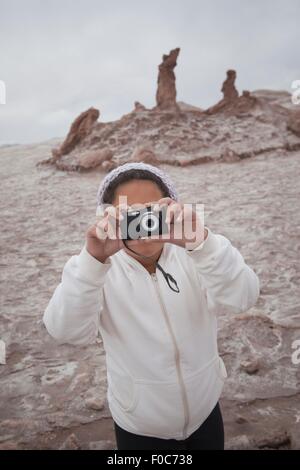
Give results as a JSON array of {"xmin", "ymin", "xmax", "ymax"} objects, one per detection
[
  {"xmin": 95, "ymin": 199, "xmax": 205, "ymax": 250},
  {"xmin": 291, "ymin": 80, "xmax": 300, "ymax": 105},
  {"xmin": 0, "ymin": 80, "xmax": 6, "ymax": 104},
  {"xmin": 290, "ymin": 82, "xmax": 300, "ymax": 365},
  {"xmin": 291, "ymin": 339, "xmax": 300, "ymax": 365}
]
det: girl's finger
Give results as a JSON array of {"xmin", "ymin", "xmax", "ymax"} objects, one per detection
[
  {"xmin": 157, "ymin": 197, "xmax": 174, "ymax": 206},
  {"xmin": 97, "ymin": 211, "xmax": 119, "ymax": 239},
  {"xmin": 166, "ymin": 202, "xmax": 182, "ymax": 223},
  {"xmin": 95, "ymin": 219, "xmax": 108, "ymax": 240},
  {"xmin": 115, "ymin": 203, "xmax": 129, "ymax": 220},
  {"xmin": 144, "ymin": 200, "xmax": 161, "ymax": 210},
  {"xmin": 104, "ymin": 205, "xmax": 118, "ymax": 219}
]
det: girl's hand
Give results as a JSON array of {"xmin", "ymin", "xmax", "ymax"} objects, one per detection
[
  {"xmin": 142, "ymin": 197, "xmax": 208, "ymax": 250},
  {"xmin": 86, "ymin": 205, "xmax": 125, "ymax": 263},
  {"xmin": 87, "ymin": 203, "xmax": 157, "ymax": 263}
]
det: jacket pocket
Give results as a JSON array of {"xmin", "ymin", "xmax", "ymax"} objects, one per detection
[
  {"xmin": 182, "ymin": 355, "xmax": 227, "ymax": 432},
  {"xmin": 123, "ymin": 379, "xmax": 185, "ymax": 438},
  {"xmin": 107, "ymin": 369, "xmax": 138, "ymax": 413}
]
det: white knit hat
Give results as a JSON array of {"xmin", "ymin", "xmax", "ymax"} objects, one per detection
[{"xmin": 96, "ymin": 162, "xmax": 179, "ymax": 208}]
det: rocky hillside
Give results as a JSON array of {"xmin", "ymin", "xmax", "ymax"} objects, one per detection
[{"xmin": 38, "ymin": 48, "xmax": 300, "ymax": 172}]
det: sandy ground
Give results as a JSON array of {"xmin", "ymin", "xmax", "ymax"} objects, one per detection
[{"xmin": 0, "ymin": 141, "xmax": 299, "ymax": 449}]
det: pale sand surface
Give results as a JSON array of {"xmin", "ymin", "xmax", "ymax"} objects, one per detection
[{"xmin": 0, "ymin": 141, "xmax": 299, "ymax": 449}]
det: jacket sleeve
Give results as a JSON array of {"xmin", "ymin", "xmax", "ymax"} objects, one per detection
[
  {"xmin": 43, "ymin": 243, "xmax": 112, "ymax": 346},
  {"xmin": 186, "ymin": 226, "xmax": 260, "ymax": 315}
]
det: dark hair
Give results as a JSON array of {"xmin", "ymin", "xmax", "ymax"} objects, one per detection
[{"xmin": 101, "ymin": 169, "xmax": 171, "ymax": 204}]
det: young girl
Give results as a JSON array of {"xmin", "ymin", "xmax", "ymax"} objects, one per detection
[{"xmin": 43, "ymin": 162, "xmax": 260, "ymax": 450}]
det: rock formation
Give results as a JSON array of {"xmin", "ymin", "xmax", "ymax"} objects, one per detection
[
  {"xmin": 155, "ymin": 47, "xmax": 180, "ymax": 111},
  {"xmin": 206, "ymin": 69, "xmax": 240, "ymax": 114},
  {"xmin": 77, "ymin": 148, "xmax": 113, "ymax": 170},
  {"xmin": 52, "ymin": 107, "xmax": 100, "ymax": 159},
  {"xmin": 134, "ymin": 101, "xmax": 147, "ymax": 112},
  {"xmin": 130, "ymin": 145, "xmax": 158, "ymax": 165},
  {"xmin": 37, "ymin": 49, "xmax": 300, "ymax": 172},
  {"xmin": 222, "ymin": 69, "xmax": 239, "ymax": 101}
]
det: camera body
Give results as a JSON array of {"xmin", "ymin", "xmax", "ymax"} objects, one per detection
[{"xmin": 120, "ymin": 205, "xmax": 168, "ymax": 240}]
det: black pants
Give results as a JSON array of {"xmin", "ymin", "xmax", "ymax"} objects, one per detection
[{"xmin": 113, "ymin": 401, "xmax": 224, "ymax": 450}]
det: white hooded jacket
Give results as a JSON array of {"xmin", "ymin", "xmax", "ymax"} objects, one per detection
[{"xmin": 43, "ymin": 226, "xmax": 260, "ymax": 440}]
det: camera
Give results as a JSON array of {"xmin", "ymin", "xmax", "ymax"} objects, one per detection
[{"xmin": 120, "ymin": 205, "xmax": 168, "ymax": 240}]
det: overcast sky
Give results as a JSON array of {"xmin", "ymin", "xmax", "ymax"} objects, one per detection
[{"xmin": 0, "ymin": 0, "xmax": 299, "ymax": 144}]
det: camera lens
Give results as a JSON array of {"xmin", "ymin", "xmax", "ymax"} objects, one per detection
[{"xmin": 140, "ymin": 212, "xmax": 159, "ymax": 233}]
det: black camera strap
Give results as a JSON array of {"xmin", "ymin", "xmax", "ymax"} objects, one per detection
[
  {"xmin": 122, "ymin": 240, "xmax": 180, "ymax": 293},
  {"xmin": 155, "ymin": 262, "xmax": 180, "ymax": 293}
]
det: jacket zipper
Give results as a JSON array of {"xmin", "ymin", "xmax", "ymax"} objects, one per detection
[{"xmin": 150, "ymin": 272, "xmax": 190, "ymax": 439}]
